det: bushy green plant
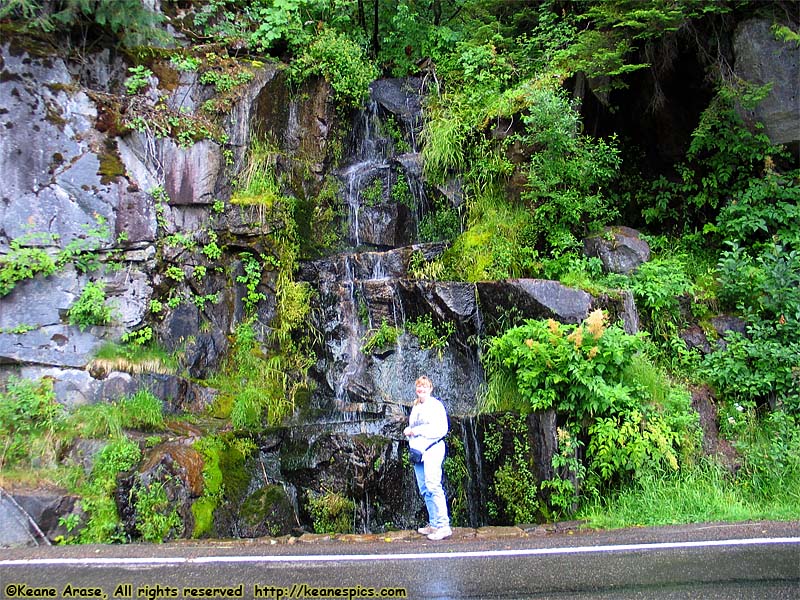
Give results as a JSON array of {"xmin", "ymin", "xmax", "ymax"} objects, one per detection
[
  {"xmin": 442, "ymin": 435, "xmax": 468, "ymax": 527},
  {"xmin": 0, "ymin": 377, "xmax": 63, "ymax": 471},
  {"xmin": 0, "ymin": 238, "xmax": 57, "ymax": 297},
  {"xmin": 78, "ymin": 437, "xmax": 141, "ymax": 543},
  {"xmin": 133, "ymin": 479, "xmax": 183, "ymax": 542},
  {"xmin": 121, "ymin": 389, "xmax": 165, "ymax": 431},
  {"xmin": 68, "ymin": 282, "xmax": 112, "ymax": 331},
  {"xmin": 362, "ymin": 319, "xmax": 401, "ymax": 354},
  {"xmin": 418, "ymin": 199, "xmax": 460, "ymax": 243},
  {"xmin": 125, "ymin": 65, "xmax": 153, "ymax": 95},
  {"xmin": 68, "ymin": 402, "xmax": 124, "ymax": 439},
  {"xmin": 307, "ymin": 490, "xmax": 354, "ymax": 534},
  {"xmin": 484, "ymin": 415, "xmax": 540, "ymax": 524},
  {"xmin": 702, "ymin": 169, "xmax": 800, "ymax": 413},
  {"xmin": 515, "ymin": 85, "xmax": 621, "ymax": 255},
  {"xmin": 734, "ymin": 410, "xmax": 800, "ymax": 501},
  {"xmin": 643, "ymin": 83, "xmax": 781, "ymax": 228},
  {"xmin": 482, "ymin": 309, "xmax": 698, "ymax": 510},
  {"xmin": 289, "ymin": 28, "xmax": 378, "ymax": 108},
  {"xmin": 406, "ymin": 314, "xmax": 455, "ymax": 351}
]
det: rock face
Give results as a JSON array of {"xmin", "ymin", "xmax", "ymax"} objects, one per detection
[
  {"xmin": 4, "ymin": 12, "xmax": 770, "ymax": 545},
  {"xmin": 734, "ymin": 18, "xmax": 800, "ymax": 153}
]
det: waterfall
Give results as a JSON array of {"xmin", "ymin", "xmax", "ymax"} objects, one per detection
[{"xmin": 461, "ymin": 416, "xmax": 488, "ymax": 528}]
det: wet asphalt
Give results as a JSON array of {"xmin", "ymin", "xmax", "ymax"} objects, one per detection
[{"xmin": 2, "ymin": 521, "xmax": 799, "ymax": 599}]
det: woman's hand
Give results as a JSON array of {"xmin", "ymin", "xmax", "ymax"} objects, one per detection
[{"xmin": 403, "ymin": 427, "xmax": 414, "ymax": 437}]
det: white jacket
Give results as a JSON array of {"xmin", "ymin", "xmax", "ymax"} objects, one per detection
[{"xmin": 408, "ymin": 397, "xmax": 448, "ymax": 454}]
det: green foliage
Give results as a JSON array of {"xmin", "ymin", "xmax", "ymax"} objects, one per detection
[
  {"xmin": 121, "ymin": 326, "xmax": 154, "ymax": 347},
  {"xmin": 360, "ymin": 178, "xmax": 384, "ymax": 207},
  {"xmin": 242, "ymin": 0, "xmax": 313, "ymax": 52},
  {"xmin": 421, "ymin": 106, "xmax": 469, "ymax": 185},
  {"xmin": 56, "ymin": 216, "xmax": 110, "ymax": 273},
  {"xmin": 68, "ymin": 282, "xmax": 112, "ymax": 331},
  {"xmin": 734, "ymin": 410, "xmax": 800, "ymax": 501},
  {"xmin": 514, "ymin": 85, "xmax": 621, "ymax": 254},
  {"xmin": 191, "ymin": 435, "xmax": 226, "ymax": 538},
  {"xmin": 213, "ymin": 319, "xmax": 303, "ymax": 429},
  {"xmin": 237, "ymin": 253, "xmax": 266, "ymax": 314},
  {"xmin": 541, "ymin": 427, "xmax": 586, "ymax": 516},
  {"xmin": 643, "ymin": 83, "xmax": 781, "ymax": 228},
  {"xmin": 307, "ymin": 490, "xmax": 354, "ymax": 534},
  {"xmin": 0, "ymin": 237, "xmax": 57, "ymax": 297},
  {"xmin": 418, "ymin": 199, "xmax": 460, "ymax": 243},
  {"xmin": 484, "ymin": 415, "xmax": 540, "ymax": 524},
  {"xmin": 289, "ymin": 28, "xmax": 379, "ymax": 108},
  {"xmin": 133, "ymin": 479, "xmax": 183, "ymax": 542},
  {"xmin": 121, "ymin": 389, "xmax": 165, "ymax": 431},
  {"xmin": 628, "ymin": 256, "xmax": 695, "ymax": 334},
  {"xmin": 482, "ymin": 310, "xmax": 698, "ymax": 511},
  {"xmin": 199, "ymin": 67, "xmax": 254, "ymax": 93},
  {"xmin": 1, "ymin": 0, "xmax": 166, "ymax": 46},
  {"xmin": 68, "ymin": 390, "xmax": 164, "ymax": 438},
  {"xmin": 361, "ymin": 319, "xmax": 400, "ymax": 354},
  {"xmin": 701, "ymin": 169, "xmax": 800, "ymax": 413},
  {"xmin": 442, "ymin": 435, "xmax": 468, "ymax": 527},
  {"xmin": 406, "ymin": 314, "xmax": 455, "ymax": 352},
  {"xmin": 68, "ymin": 402, "xmax": 124, "ymax": 439},
  {"xmin": 0, "ymin": 377, "xmax": 63, "ymax": 471},
  {"xmin": 124, "ymin": 65, "xmax": 153, "ymax": 95},
  {"xmin": 439, "ymin": 202, "xmax": 540, "ymax": 281},
  {"xmin": 77, "ymin": 437, "xmax": 141, "ymax": 544}
]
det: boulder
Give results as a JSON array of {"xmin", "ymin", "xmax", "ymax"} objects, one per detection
[
  {"xmin": 734, "ymin": 19, "xmax": 800, "ymax": 151},
  {"xmin": 583, "ymin": 226, "xmax": 651, "ymax": 274}
]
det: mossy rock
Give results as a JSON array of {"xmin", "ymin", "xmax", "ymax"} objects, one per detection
[{"xmin": 239, "ymin": 485, "xmax": 296, "ymax": 538}]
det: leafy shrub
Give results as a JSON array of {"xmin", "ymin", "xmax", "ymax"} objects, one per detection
[
  {"xmin": 482, "ymin": 310, "xmax": 698, "ymax": 510},
  {"xmin": 484, "ymin": 415, "xmax": 540, "ymax": 524},
  {"xmin": 0, "ymin": 377, "xmax": 63, "ymax": 471},
  {"xmin": 68, "ymin": 282, "xmax": 112, "ymax": 331},
  {"xmin": 133, "ymin": 480, "xmax": 183, "ymax": 542},
  {"xmin": 124, "ymin": 66, "xmax": 153, "ymax": 95},
  {"xmin": 307, "ymin": 490, "xmax": 354, "ymax": 534},
  {"xmin": 418, "ymin": 199, "xmax": 461, "ymax": 243},
  {"xmin": 0, "ymin": 239, "xmax": 57, "ymax": 297},
  {"xmin": 289, "ymin": 28, "xmax": 378, "ymax": 108},
  {"xmin": 362, "ymin": 319, "xmax": 401, "ymax": 354},
  {"xmin": 702, "ymin": 169, "xmax": 800, "ymax": 413},
  {"xmin": 406, "ymin": 314, "xmax": 455, "ymax": 351},
  {"xmin": 78, "ymin": 437, "xmax": 141, "ymax": 543}
]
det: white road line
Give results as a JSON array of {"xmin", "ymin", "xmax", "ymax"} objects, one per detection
[{"xmin": 2, "ymin": 537, "xmax": 799, "ymax": 567}]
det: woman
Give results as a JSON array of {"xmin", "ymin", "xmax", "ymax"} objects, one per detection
[{"xmin": 403, "ymin": 375, "xmax": 451, "ymax": 540}]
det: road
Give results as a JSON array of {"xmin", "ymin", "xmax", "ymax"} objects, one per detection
[{"xmin": 1, "ymin": 521, "xmax": 799, "ymax": 599}]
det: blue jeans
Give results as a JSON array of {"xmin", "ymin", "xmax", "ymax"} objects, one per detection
[{"xmin": 412, "ymin": 441, "xmax": 449, "ymax": 528}]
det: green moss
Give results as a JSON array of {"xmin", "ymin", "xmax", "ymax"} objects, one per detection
[
  {"xmin": 98, "ymin": 139, "xmax": 126, "ymax": 184},
  {"xmin": 240, "ymin": 485, "xmax": 295, "ymax": 536},
  {"xmin": 218, "ymin": 440, "xmax": 250, "ymax": 502},
  {"xmin": 191, "ymin": 495, "xmax": 217, "ymax": 538},
  {"xmin": 307, "ymin": 490, "xmax": 355, "ymax": 534}
]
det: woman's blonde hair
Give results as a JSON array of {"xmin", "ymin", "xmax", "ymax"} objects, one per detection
[
  {"xmin": 415, "ymin": 375, "xmax": 433, "ymax": 389},
  {"xmin": 414, "ymin": 376, "xmax": 433, "ymax": 404}
]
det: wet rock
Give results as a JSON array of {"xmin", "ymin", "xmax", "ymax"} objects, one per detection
[
  {"xmin": 583, "ymin": 226, "xmax": 651, "ymax": 274},
  {"xmin": 11, "ymin": 489, "xmax": 80, "ymax": 544},
  {"xmin": 237, "ymin": 485, "xmax": 297, "ymax": 538},
  {"xmin": 734, "ymin": 18, "xmax": 800, "ymax": 150},
  {"xmin": 477, "ymin": 279, "xmax": 594, "ymax": 332},
  {"xmin": 117, "ymin": 442, "xmax": 204, "ymax": 541}
]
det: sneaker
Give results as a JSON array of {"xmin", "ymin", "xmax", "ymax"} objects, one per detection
[
  {"xmin": 417, "ymin": 525, "xmax": 436, "ymax": 535},
  {"xmin": 427, "ymin": 526, "xmax": 452, "ymax": 541}
]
